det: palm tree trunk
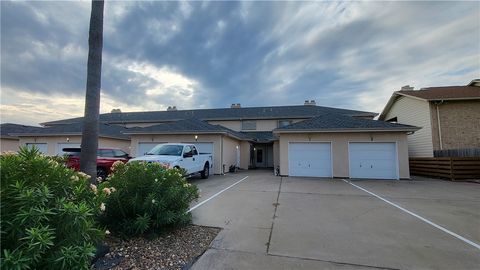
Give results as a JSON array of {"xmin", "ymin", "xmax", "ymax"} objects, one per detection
[{"xmin": 80, "ymin": 0, "xmax": 104, "ymax": 183}]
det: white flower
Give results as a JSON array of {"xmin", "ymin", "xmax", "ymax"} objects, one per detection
[
  {"xmin": 102, "ymin": 187, "xmax": 111, "ymax": 195},
  {"xmin": 70, "ymin": 175, "xmax": 79, "ymax": 181},
  {"xmin": 90, "ymin": 184, "xmax": 98, "ymax": 194},
  {"xmin": 110, "ymin": 187, "xmax": 116, "ymax": 193},
  {"xmin": 78, "ymin": 172, "xmax": 90, "ymax": 179},
  {"xmin": 100, "ymin": 203, "xmax": 106, "ymax": 212},
  {"xmin": 151, "ymin": 199, "xmax": 156, "ymax": 204},
  {"xmin": 183, "ymin": 183, "xmax": 191, "ymax": 188},
  {"xmin": 154, "ymin": 178, "xmax": 158, "ymax": 182},
  {"xmin": 105, "ymin": 230, "xmax": 111, "ymax": 235},
  {"xmin": 97, "ymin": 177, "xmax": 103, "ymax": 183}
]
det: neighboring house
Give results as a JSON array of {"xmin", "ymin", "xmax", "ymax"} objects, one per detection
[
  {"xmin": 33, "ymin": 101, "xmax": 419, "ymax": 179},
  {"xmin": 379, "ymin": 80, "xmax": 480, "ymax": 157},
  {"xmin": 10, "ymin": 123, "xmax": 131, "ymax": 156},
  {"xmin": 0, "ymin": 123, "xmax": 43, "ymax": 153}
]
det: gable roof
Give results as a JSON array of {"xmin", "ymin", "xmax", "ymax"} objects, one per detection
[
  {"xmin": 41, "ymin": 105, "xmax": 377, "ymax": 126},
  {"xmin": 397, "ymin": 86, "xmax": 480, "ymax": 101},
  {"xmin": 124, "ymin": 118, "xmax": 249, "ymax": 140},
  {"xmin": 9, "ymin": 123, "xmax": 130, "ymax": 140},
  {"xmin": 379, "ymin": 81, "xmax": 480, "ymax": 120},
  {"xmin": 274, "ymin": 114, "xmax": 419, "ymax": 133},
  {"xmin": 0, "ymin": 123, "xmax": 43, "ymax": 139}
]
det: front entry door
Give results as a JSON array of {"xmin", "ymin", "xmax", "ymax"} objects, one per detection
[{"xmin": 254, "ymin": 146, "xmax": 265, "ymax": 167}]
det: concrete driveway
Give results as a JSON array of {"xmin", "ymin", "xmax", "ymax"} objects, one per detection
[{"xmin": 188, "ymin": 171, "xmax": 480, "ymax": 270}]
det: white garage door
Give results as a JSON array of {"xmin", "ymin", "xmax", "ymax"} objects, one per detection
[
  {"xmin": 57, "ymin": 143, "xmax": 81, "ymax": 155},
  {"xmin": 288, "ymin": 142, "xmax": 332, "ymax": 177},
  {"xmin": 349, "ymin": 142, "xmax": 398, "ymax": 180},
  {"xmin": 26, "ymin": 143, "xmax": 48, "ymax": 155},
  {"xmin": 137, "ymin": 142, "xmax": 163, "ymax": 156}
]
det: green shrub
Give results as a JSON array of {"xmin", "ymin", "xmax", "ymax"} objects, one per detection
[
  {"xmin": 0, "ymin": 148, "xmax": 105, "ymax": 270},
  {"xmin": 98, "ymin": 161, "xmax": 199, "ymax": 235}
]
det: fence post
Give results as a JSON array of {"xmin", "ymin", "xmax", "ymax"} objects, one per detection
[{"xmin": 449, "ymin": 157, "xmax": 454, "ymax": 181}]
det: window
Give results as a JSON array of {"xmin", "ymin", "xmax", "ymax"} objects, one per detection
[
  {"xmin": 98, "ymin": 149, "xmax": 115, "ymax": 157},
  {"xmin": 278, "ymin": 120, "xmax": 293, "ymax": 128},
  {"xmin": 113, "ymin": 149, "xmax": 128, "ymax": 157},
  {"xmin": 184, "ymin": 146, "xmax": 193, "ymax": 157},
  {"xmin": 191, "ymin": 146, "xmax": 198, "ymax": 155},
  {"xmin": 242, "ymin": 120, "xmax": 256, "ymax": 130}
]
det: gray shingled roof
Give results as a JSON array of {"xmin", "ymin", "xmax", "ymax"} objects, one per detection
[
  {"xmin": 9, "ymin": 123, "xmax": 129, "ymax": 140},
  {"xmin": 0, "ymin": 123, "xmax": 44, "ymax": 139},
  {"xmin": 275, "ymin": 114, "xmax": 420, "ymax": 132},
  {"xmin": 241, "ymin": 131, "xmax": 278, "ymax": 142},
  {"xmin": 42, "ymin": 105, "xmax": 377, "ymax": 126},
  {"xmin": 125, "ymin": 118, "xmax": 249, "ymax": 140}
]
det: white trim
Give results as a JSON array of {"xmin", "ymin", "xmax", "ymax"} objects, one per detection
[
  {"xmin": 188, "ymin": 176, "xmax": 249, "ymax": 212},
  {"xmin": 347, "ymin": 141, "xmax": 399, "ymax": 180},
  {"xmin": 342, "ymin": 179, "xmax": 480, "ymax": 251},
  {"xmin": 287, "ymin": 141, "xmax": 333, "ymax": 178}
]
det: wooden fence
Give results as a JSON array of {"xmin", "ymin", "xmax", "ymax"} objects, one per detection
[
  {"xmin": 434, "ymin": 148, "xmax": 480, "ymax": 158},
  {"xmin": 410, "ymin": 157, "xmax": 480, "ymax": 181}
]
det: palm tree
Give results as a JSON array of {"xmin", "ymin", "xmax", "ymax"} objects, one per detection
[{"xmin": 80, "ymin": 0, "xmax": 104, "ymax": 183}]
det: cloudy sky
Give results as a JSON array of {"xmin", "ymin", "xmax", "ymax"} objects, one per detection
[{"xmin": 1, "ymin": 1, "xmax": 479, "ymax": 126}]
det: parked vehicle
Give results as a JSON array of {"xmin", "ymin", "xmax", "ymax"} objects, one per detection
[
  {"xmin": 130, "ymin": 143, "xmax": 213, "ymax": 179},
  {"xmin": 63, "ymin": 148, "xmax": 131, "ymax": 179}
]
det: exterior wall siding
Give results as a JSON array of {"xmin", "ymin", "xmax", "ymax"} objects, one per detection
[
  {"xmin": 208, "ymin": 119, "xmax": 307, "ymax": 132},
  {"xmin": 18, "ymin": 136, "xmax": 130, "ymax": 156},
  {"xmin": 222, "ymin": 136, "xmax": 242, "ymax": 172},
  {"xmin": 239, "ymin": 141, "xmax": 251, "ymax": 169},
  {"xmin": 278, "ymin": 132, "xmax": 410, "ymax": 179},
  {"xmin": 429, "ymin": 100, "xmax": 480, "ymax": 150},
  {"xmin": 384, "ymin": 96, "xmax": 433, "ymax": 157},
  {"xmin": 1, "ymin": 138, "xmax": 20, "ymax": 152}
]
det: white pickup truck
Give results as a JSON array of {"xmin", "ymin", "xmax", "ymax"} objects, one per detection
[{"xmin": 130, "ymin": 143, "xmax": 213, "ymax": 178}]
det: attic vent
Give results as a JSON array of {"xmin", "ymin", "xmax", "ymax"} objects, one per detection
[
  {"xmin": 401, "ymin": 85, "xmax": 414, "ymax": 90},
  {"xmin": 304, "ymin": 100, "xmax": 316, "ymax": 106},
  {"xmin": 167, "ymin": 106, "xmax": 177, "ymax": 111},
  {"xmin": 231, "ymin": 103, "xmax": 241, "ymax": 108}
]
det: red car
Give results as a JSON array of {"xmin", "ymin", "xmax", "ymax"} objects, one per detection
[{"xmin": 63, "ymin": 148, "xmax": 131, "ymax": 179}]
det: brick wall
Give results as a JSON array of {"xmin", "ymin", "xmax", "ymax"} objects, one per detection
[{"xmin": 430, "ymin": 100, "xmax": 480, "ymax": 150}]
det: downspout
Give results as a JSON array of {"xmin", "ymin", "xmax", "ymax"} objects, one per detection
[{"xmin": 436, "ymin": 101, "xmax": 443, "ymax": 150}]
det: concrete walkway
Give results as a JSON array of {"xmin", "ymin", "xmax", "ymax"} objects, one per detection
[{"xmin": 189, "ymin": 171, "xmax": 480, "ymax": 269}]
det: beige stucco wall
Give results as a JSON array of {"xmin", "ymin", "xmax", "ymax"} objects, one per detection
[
  {"xmin": 130, "ymin": 134, "xmax": 226, "ymax": 174},
  {"xmin": 222, "ymin": 136, "xmax": 242, "ymax": 172},
  {"xmin": 429, "ymin": 100, "xmax": 480, "ymax": 150},
  {"xmin": 239, "ymin": 141, "xmax": 251, "ymax": 169},
  {"xmin": 18, "ymin": 136, "xmax": 131, "ymax": 156},
  {"xmin": 278, "ymin": 132, "xmax": 410, "ymax": 179},
  {"xmin": 208, "ymin": 119, "xmax": 307, "ymax": 132},
  {"xmin": 1, "ymin": 138, "xmax": 20, "ymax": 152},
  {"xmin": 273, "ymin": 140, "xmax": 280, "ymax": 169},
  {"xmin": 384, "ymin": 96, "xmax": 433, "ymax": 157}
]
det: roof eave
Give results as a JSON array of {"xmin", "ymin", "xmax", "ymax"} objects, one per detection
[
  {"xmin": 10, "ymin": 133, "xmax": 129, "ymax": 140},
  {"xmin": 273, "ymin": 127, "xmax": 420, "ymax": 134}
]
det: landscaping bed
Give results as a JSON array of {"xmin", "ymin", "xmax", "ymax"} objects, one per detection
[{"xmin": 95, "ymin": 225, "xmax": 220, "ymax": 270}]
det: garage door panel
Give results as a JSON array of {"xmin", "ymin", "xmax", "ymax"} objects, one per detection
[
  {"xmin": 349, "ymin": 142, "xmax": 398, "ymax": 180},
  {"xmin": 289, "ymin": 142, "xmax": 332, "ymax": 177},
  {"xmin": 137, "ymin": 142, "xmax": 163, "ymax": 156}
]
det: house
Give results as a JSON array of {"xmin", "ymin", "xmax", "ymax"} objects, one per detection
[
  {"xmin": 0, "ymin": 123, "xmax": 43, "ymax": 153},
  {"xmin": 379, "ymin": 80, "xmax": 480, "ymax": 157},
  {"xmin": 27, "ymin": 101, "xmax": 418, "ymax": 179},
  {"xmin": 9, "ymin": 123, "xmax": 130, "ymax": 155}
]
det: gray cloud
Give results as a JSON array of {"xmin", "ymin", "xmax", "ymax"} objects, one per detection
[{"xmin": 1, "ymin": 1, "xmax": 479, "ymax": 125}]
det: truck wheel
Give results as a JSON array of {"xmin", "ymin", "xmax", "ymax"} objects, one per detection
[
  {"xmin": 97, "ymin": 167, "xmax": 107, "ymax": 181},
  {"xmin": 201, "ymin": 163, "xmax": 209, "ymax": 179}
]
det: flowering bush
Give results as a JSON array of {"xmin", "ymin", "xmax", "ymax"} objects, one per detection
[
  {"xmin": 0, "ymin": 147, "xmax": 105, "ymax": 270},
  {"xmin": 98, "ymin": 161, "xmax": 199, "ymax": 235}
]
